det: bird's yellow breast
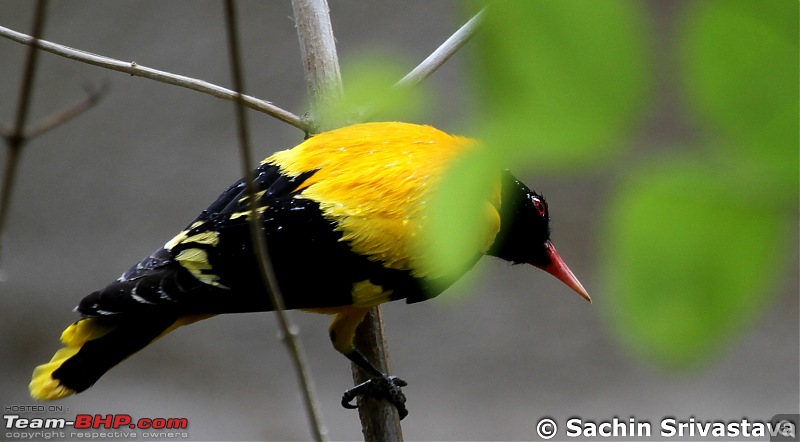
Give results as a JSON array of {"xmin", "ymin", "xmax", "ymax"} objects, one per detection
[{"xmin": 266, "ymin": 122, "xmax": 500, "ymax": 279}]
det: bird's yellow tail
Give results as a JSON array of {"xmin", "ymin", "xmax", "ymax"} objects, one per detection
[
  {"xmin": 30, "ymin": 319, "xmax": 115, "ymax": 400},
  {"xmin": 29, "ymin": 313, "xmax": 193, "ymax": 401}
]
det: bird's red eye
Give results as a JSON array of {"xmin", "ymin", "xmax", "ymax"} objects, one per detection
[{"xmin": 532, "ymin": 197, "xmax": 546, "ymax": 217}]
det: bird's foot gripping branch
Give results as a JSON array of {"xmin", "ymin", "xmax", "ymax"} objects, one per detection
[{"xmin": 342, "ymin": 375, "xmax": 408, "ymax": 420}]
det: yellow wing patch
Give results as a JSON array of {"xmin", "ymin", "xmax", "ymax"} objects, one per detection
[
  {"xmin": 165, "ymin": 224, "xmax": 227, "ymax": 288},
  {"xmin": 265, "ymin": 122, "xmax": 499, "ymax": 279},
  {"xmin": 238, "ymin": 189, "xmax": 267, "ymax": 204},
  {"xmin": 174, "ymin": 248, "xmax": 228, "ymax": 288},
  {"xmin": 164, "ymin": 221, "xmax": 205, "ymax": 250},
  {"xmin": 228, "ymin": 205, "xmax": 269, "ymax": 221}
]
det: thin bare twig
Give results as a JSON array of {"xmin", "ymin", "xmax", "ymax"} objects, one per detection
[
  {"xmin": 0, "ymin": 0, "xmax": 48, "ymax": 265},
  {"xmin": 222, "ymin": 1, "xmax": 326, "ymax": 441},
  {"xmin": 8, "ymin": 4, "xmax": 46, "ymax": 141},
  {"xmin": 395, "ymin": 9, "xmax": 486, "ymax": 89},
  {"xmin": 24, "ymin": 83, "xmax": 107, "ymax": 140},
  {"xmin": 361, "ymin": 9, "xmax": 485, "ymax": 123},
  {"xmin": 0, "ymin": 24, "xmax": 310, "ymax": 132}
]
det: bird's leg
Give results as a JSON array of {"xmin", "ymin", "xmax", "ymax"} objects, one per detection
[{"xmin": 329, "ymin": 309, "xmax": 409, "ymax": 419}]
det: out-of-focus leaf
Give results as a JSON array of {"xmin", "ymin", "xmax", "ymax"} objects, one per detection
[
  {"xmin": 679, "ymin": 0, "xmax": 799, "ymax": 199},
  {"xmin": 337, "ymin": 52, "xmax": 429, "ymax": 124},
  {"xmin": 422, "ymin": 148, "xmax": 500, "ymax": 291},
  {"xmin": 602, "ymin": 159, "xmax": 788, "ymax": 368},
  {"xmin": 601, "ymin": 1, "xmax": 797, "ymax": 369},
  {"xmin": 424, "ymin": 0, "xmax": 652, "ymax": 291},
  {"xmin": 468, "ymin": 0, "xmax": 650, "ymax": 171}
]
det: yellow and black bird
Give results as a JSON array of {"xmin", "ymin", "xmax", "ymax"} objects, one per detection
[{"xmin": 30, "ymin": 122, "xmax": 589, "ymax": 418}]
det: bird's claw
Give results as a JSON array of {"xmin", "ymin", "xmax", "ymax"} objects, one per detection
[{"xmin": 342, "ymin": 375, "xmax": 409, "ymax": 419}]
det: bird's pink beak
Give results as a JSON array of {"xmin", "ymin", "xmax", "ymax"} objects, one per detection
[{"xmin": 534, "ymin": 241, "xmax": 591, "ymax": 303}]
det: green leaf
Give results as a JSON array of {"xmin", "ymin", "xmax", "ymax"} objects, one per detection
[
  {"xmin": 602, "ymin": 159, "xmax": 787, "ymax": 368},
  {"xmin": 679, "ymin": 0, "xmax": 799, "ymax": 198},
  {"xmin": 337, "ymin": 52, "xmax": 429, "ymax": 123},
  {"xmin": 600, "ymin": 2, "xmax": 797, "ymax": 369},
  {"xmin": 422, "ymin": 148, "xmax": 500, "ymax": 291},
  {"xmin": 468, "ymin": 0, "xmax": 651, "ymax": 171},
  {"xmin": 424, "ymin": 0, "xmax": 653, "ymax": 291}
]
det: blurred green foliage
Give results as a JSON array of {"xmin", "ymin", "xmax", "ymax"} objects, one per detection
[
  {"xmin": 603, "ymin": 159, "xmax": 791, "ymax": 367},
  {"xmin": 425, "ymin": 1, "xmax": 797, "ymax": 368},
  {"xmin": 425, "ymin": 0, "xmax": 651, "ymax": 285},
  {"xmin": 603, "ymin": 0, "xmax": 797, "ymax": 368},
  {"xmin": 467, "ymin": 0, "xmax": 650, "ymax": 170},
  {"xmin": 336, "ymin": 53, "xmax": 430, "ymax": 125}
]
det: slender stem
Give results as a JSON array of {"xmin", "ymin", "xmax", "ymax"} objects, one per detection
[
  {"xmin": 0, "ymin": 24, "xmax": 310, "ymax": 132},
  {"xmin": 223, "ymin": 1, "xmax": 326, "ymax": 441},
  {"xmin": 395, "ymin": 9, "xmax": 485, "ymax": 89},
  {"xmin": 24, "ymin": 83, "xmax": 106, "ymax": 140},
  {"xmin": 362, "ymin": 9, "xmax": 485, "ymax": 122},
  {"xmin": 0, "ymin": 146, "xmax": 22, "ymax": 260},
  {"xmin": 0, "ymin": 0, "xmax": 48, "ymax": 264},
  {"xmin": 9, "ymin": 2, "xmax": 46, "ymax": 138}
]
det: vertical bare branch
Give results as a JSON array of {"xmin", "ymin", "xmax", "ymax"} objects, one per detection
[
  {"xmin": 9, "ymin": 2, "xmax": 46, "ymax": 141},
  {"xmin": 290, "ymin": 0, "xmax": 345, "ymax": 132},
  {"xmin": 222, "ymin": 1, "xmax": 326, "ymax": 441},
  {"xmin": 351, "ymin": 309, "xmax": 404, "ymax": 441},
  {"xmin": 290, "ymin": 1, "xmax": 403, "ymax": 439},
  {"xmin": 23, "ymin": 83, "xmax": 107, "ymax": 140},
  {"xmin": 0, "ymin": 0, "xmax": 48, "ymax": 265},
  {"xmin": 0, "ymin": 134, "xmax": 22, "ymax": 267}
]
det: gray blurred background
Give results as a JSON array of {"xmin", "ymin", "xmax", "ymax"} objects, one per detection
[{"xmin": 1, "ymin": 1, "xmax": 797, "ymax": 441}]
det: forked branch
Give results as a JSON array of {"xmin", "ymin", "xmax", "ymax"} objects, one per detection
[{"xmin": 1, "ymin": 0, "xmax": 104, "ymax": 265}]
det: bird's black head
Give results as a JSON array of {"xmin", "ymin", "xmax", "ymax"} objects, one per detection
[
  {"xmin": 488, "ymin": 172, "xmax": 552, "ymax": 266},
  {"xmin": 488, "ymin": 171, "xmax": 590, "ymax": 302}
]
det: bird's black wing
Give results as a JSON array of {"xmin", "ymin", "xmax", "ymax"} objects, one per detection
[
  {"xmin": 76, "ymin": 163, "xmax": 316, "ymax": 318},
  {"xmin": 77, "ymin": 160, "xmax": 433, "ymax": 320}
]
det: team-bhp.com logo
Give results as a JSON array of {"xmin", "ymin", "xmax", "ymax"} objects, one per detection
[
  {"xmin": 5, "ymin": 413, "xmax": 188, "ymax": 430},
  {"xmin": 5, "ymin": 413, "xmax": 189, "ymax": 440}
]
